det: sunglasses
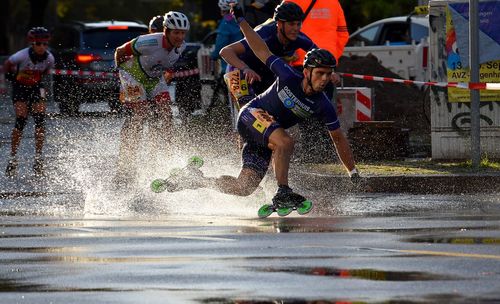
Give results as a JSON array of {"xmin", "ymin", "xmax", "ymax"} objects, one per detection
[{"xmin": 33, "ymin": 42, "xmax": 49, "ymax": 46}]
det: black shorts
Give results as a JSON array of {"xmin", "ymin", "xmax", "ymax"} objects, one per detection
[
  {"xmin": 237, "ymin": 105, "xmax": 281, "ymax": 178},
  {"xmin": 12, "ymin": 83, "xmax": 44, "ymax": 106}
]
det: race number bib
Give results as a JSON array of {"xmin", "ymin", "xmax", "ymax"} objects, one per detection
[
  {"xmin": 250, "ymin": 108, "xmax": 275, "ymax": 133},
  {"xmin": 118, "ymin": 70, "xmax": 146, "ymax": 103},
  {"xmin": 224, "ymin": 69, "xmax": 249, "ymax": 108}
]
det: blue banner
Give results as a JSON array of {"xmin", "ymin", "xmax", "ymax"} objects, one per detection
[{"xmin": 449, "ymin": 0, "xmax": 500, "ymax": 67}]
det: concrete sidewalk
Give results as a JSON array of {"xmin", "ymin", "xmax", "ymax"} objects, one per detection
[{"xmin": 292, "ymin": 163, "xmax": 500, "ymax": 195}]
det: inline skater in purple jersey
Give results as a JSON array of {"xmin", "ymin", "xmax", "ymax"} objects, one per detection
[
  {"xmin": 220, "ymin": 1, "xmax": 316, "ymax": 130},
  {"xmin": 176, "ymin": 6, "xmax": 361, "ymax": 210},
  {"xmin": 4, "ymin": 27, "xmax": 55, "ymax": 177}
]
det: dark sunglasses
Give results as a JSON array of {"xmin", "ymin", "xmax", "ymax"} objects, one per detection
[{"xmin": 33, "ymin": 42, "xmax": 49, "ymax": 46}]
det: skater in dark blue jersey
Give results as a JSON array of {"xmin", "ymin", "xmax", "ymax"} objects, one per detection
[
  {"xmin": 220, "ymin": 1, "xmax": 316, "ymax": 129},
  {"xmin": 179, "ymin": 5, "xmax": 361, "ymax": 211}
]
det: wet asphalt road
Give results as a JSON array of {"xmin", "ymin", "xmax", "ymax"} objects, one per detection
[{"xmin": 0, "ymin": 102, "xmax": 500, "ymax": 303}]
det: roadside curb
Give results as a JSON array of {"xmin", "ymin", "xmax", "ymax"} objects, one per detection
[{"xmin": 292, "ymin": 169, "xmax": 500, "ymax": 194}]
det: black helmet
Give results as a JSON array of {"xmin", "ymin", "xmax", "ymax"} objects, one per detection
[
  {"xmin": 149, "ymin": 15, "xmax": 164, "ymax": 32},
  {"xmin": 274, "ymin": 1, "xmax": 304, "ymax": 22},
  {"xmin": 303, "ymin": 48, "xmax": 337, "ymax": 68},
  {"xmin": 27, "ymin": 27, "xmax": 51, "ymax": 43}
]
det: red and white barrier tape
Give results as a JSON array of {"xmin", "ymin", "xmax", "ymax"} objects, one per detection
[
  {"xmin": 338, "ymin": 72, "xmax": 500, "ymax": 91},
  {"xmin": 49, "ymin": 68, "xmax": 199, "ymax": 78}
]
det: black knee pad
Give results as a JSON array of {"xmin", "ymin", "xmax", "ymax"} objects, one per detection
[
  {"xmin": 14, "ymin": 116, "xmax": 27, "ymax": 131},
  {"xmin": 32, "ymin": 113, "xmax": 45, "ymax": 129}
]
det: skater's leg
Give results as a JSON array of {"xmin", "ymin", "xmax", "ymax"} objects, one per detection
[
  {"xmin": 209, "ymin": 168, "xmax": 262, "ymax": 196},
  {"xmin": 151, "ymin": 100, "xmax": 173, "ymax": 156},
  {"xmin": 31, "ymin": 101, "xmax": 47, "ymax": 175},
  {"xmin": 5, "ymin": 101, "xmax": 28, "ymax": 177},
  {"xmin": 32, "ymin": 101, "xmax": 46, "ymax": 156},
  {"xmin": 267, "ymin": 128, "xmax": 294, "ymax": 187},
  {"xmin": 116, "ymin": 106, "xmax": 146, "ymax": 179},
  {"xmin": 10, "ymin": 101, "xmax": 29, "ymax": 157}
]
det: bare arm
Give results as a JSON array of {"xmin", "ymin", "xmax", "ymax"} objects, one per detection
[
  {"xmin": 329, "ymin": 128, "xmax": 356, "ymax": 173},
  {"xmin": 220, "ymin": 42, "xmax": 248, "ymax": 70},
  {"xmin": 237, "ymin": 19, "xmax": 272, "ymax": 65},
  {"xmin": 114, "ymin": 42, "xmax": 133, "ymax": 67},
  {"xmin": 220, "ymin": 35, "xmax": 263, "ymax": 83},
  {"xmin": 3, "ymin": 59, "xmax": 16, "ymax": 81}
]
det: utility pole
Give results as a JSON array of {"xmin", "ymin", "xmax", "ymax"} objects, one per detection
[{"xmin": 469, "ymin": 0, "xmax": 481, "ymax": 169}]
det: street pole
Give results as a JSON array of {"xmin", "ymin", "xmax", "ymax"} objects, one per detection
[{"xmin": 469, "ymin": 0, "xmax": 481, "ymax": 169}]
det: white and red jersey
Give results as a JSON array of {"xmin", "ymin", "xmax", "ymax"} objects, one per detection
[
  {"xmin": 7, "ymin": 47, "xmax": 54, "ymax": 86},
  {"xmin": 120, "ymin": 33, "xmax": 186, "ymax": 79}
]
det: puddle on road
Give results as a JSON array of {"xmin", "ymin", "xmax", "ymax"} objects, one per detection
[
  {"xmin": 253, "ymin": 266, "xmax": 456, "ymax": 281},
  {"xmin": 255, "ymin": 218, "xmax": 498, "ymax": 234},
  {"xmin": 404, "ymin": 235, "xmax": 500, "ymax": 245},
  {"xmin": 0, "ymin": 278, "xmax": 130, "ymax": 293},
  {"xmin": 199, "ymin": 295, "xmax": 500, "ymax": 304}
]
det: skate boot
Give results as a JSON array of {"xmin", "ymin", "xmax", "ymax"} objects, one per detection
[
  {"xmin": 271, "ymin": 185, "xmax": 312, "ymax": 216},
  {"xmin": 33, "ymin": 157, "xmax": 45, "ymax": 177},
  {"xmin": 168, "ymin": 165, "xmax": 205, "ymax": 191},
  {"xmin": 5, "ymin": 159, "xmax": 18, "ymax": 178}
]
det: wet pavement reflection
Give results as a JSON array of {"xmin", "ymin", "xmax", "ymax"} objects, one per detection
[
  {"xmin": 0, "ymin": 210, "xmax": 499, "ymax": 303},
  {"xmin": 1, "ymin": 110, "xmax": 499, "ymax": 303}
]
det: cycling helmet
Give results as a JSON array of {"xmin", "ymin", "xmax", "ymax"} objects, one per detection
[
  {"xmin": 163, "ymin": 11, "xmax": 190, "ymax": 31},
  {"xmin": 27, "ymin": 27, "xmax": 51, "ymax": 43},
  {"xmin": 218, "ymin": 0, "xmax": 238, "ymax": 11},
  {"xmin": 274, "ymin": 1, "xmax": 304, "ymax": 22},
  {"xmin": 303, "ymin": 48, "xmax": 337, "ymax": 68},
  {"xmin": 149, "ymin": 15, "xmax": 164, "ymax": 32}
]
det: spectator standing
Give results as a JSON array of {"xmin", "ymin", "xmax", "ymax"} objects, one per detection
[
  {"xmin": 289, "ymin": 0, "xmax": 349, "ymax": 64},
  {"xmin": 211, "ymin": 0, "xmax": 244, "ymax": 73}
]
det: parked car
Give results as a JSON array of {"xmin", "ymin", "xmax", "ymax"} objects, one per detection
[
  {"xmin": 346, "ymin": 15, "xmax": 429, "ymax": 47},
  {"xmin": 50, "ymin": 21, "xmax": 148, "ymax": 115},
  {"xmin": 343, "ymin": 15, "xmax": 430, "ymax": 82}
]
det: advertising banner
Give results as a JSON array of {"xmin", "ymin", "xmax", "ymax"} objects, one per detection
[{"xmin": 446, "ymin": 1, "xmax": 500, "ymax": 102}]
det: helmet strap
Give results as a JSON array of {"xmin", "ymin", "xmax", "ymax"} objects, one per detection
[
  {"xmin": 305, "ymin": 67, "xmax": 318, "ymax": 95},
  {"xmin": 278, "ymin": 22, "xmax": 292, "ymax": 44},
  {"xmin": 164, "ymin": 31, "xmax": 179, "ymax": 53}
]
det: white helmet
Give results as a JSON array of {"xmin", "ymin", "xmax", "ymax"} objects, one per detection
[
  {"xmin": 218, "ymin": 0, "xmax": 238, "ymax": 11},
  {"xmin": 163, "ymin": 11, "xmax": 190, "ymax": 31}
]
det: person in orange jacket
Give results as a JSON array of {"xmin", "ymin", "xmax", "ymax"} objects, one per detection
[{"xmin": 289, "ymin": 0, "xmax": 349, "ymax": 65}]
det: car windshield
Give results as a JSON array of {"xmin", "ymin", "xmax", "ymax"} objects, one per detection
[
  {"xmin": 411, "ymin": 23, "xmax": 428, "ymax": 43},
  {"xmin": 83, "ymin": 28, "xmax": 146, "ymax": 49}
]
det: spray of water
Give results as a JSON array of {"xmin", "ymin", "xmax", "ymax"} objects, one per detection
[{"xmin": 74, "ymin": 111, "xmax": 275, "ymax": 219}]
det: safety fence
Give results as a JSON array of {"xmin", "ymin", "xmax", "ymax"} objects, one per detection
[
  {"xmin": 338, "ymin": 72, "xmax": 500, "ymax": 90},
  {"xmin": 49, "ymin": 68, "xmax": 199, "ymax": 78}
]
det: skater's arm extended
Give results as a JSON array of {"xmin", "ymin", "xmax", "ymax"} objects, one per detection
[
  {"xmin": 220, "ymin": 41, "xmax": 262, "ymax": 83},
  {"xmin": 220, "ymin": 42, "xmax": 248, "ymax": 70},
  {"xmin": 232, "ymin": 13, "xmax": 272, "ymax": 64},
  {"xmin": 329, "ymin": 128, "xmax": 356, "ymax": 173}
]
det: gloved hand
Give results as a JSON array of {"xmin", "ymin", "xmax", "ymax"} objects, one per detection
[
  {"xmin": 230, "ymin": 3, "xmax": 245, "ymax": 22},
  {"xmin": 350, "ymin": 172, "xmax": 361, "ymax": 185},
  {"xmin": 349, "ymin": 168, "xmax": 364, "ymax": 187}
]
